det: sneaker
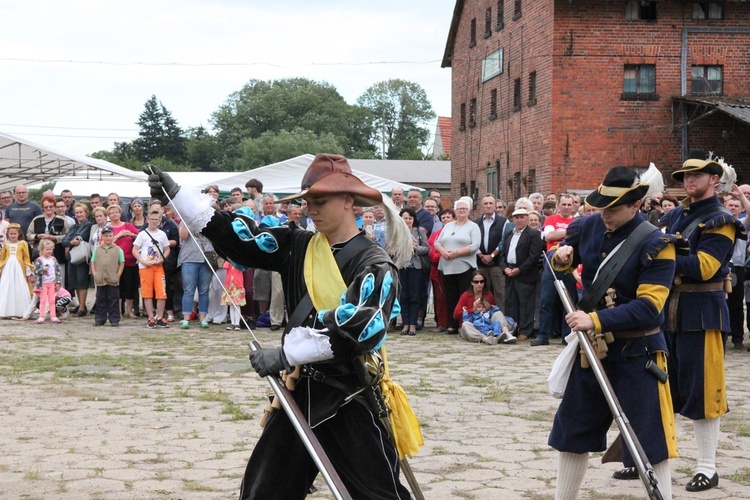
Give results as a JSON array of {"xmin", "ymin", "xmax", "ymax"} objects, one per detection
[
  {"xmin": 61, "ymin": 310, "xmax": 70, "ymax": 320},
  {"xmin": 181, "ymin": 320, "xmax": 190, "ymax": 330},
  {"xmin": 93, "ymin": 322, "xmax": 104, "ymax": 327},
  {"xmin": 51, "ymin": 317, "xmax": 61, "ymax": 324},
  {"xmin": 483, "ymin": 335, "xmax": 498, "ymax": 345},
  {"xmin": 110, "ymin": 323, "xmax": 119, "ymax": 327},
  {"xmin": 234, "ymin": 325, "xmax": 242, "ymax": 331},
  {"xmin": 199, "ymin": 320, "xmax": 210, "ymax": 329},
  {"xmin": 502, "ymin": 334, "xmax": 518, "ymax": 344},
  {"xmin": 36, "ymin": 318, "xmax": 44, "ymax": 324},
  {"xmin": 189, "ymin": 311, "xmax": 198, "ymax": 321},
  {"xmin": 157, "ymin": 318, "xmax": 169, "ymax": 328},
  {"xmin": 147, "ymin": 318, "xmax": 157, "ymax": 329},
  {"xmin": 166, "ymin": 314, "xmax": 175, "ymax": 322}
]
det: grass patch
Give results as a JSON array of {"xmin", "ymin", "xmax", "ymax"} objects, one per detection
[
  {"xmin": 24, "ymin": 466, "xmax": 40, "ymax": 480},
  {"xmin": 182, "ymin": 479, "xmax": 216, "ymax": 492},
  {"xmin": 196, "ymin": 389, "xmax": 231, "ymax": 403},
  {"xmin": 222, "ymin": 400, "xmax": 251, "ymax": 421},
  {"xmin": 485, "ymin": 385, "xmax": 512, "ymax": 403},
  {"xmin": 728, "ymin": 467, "xmax": 750, "ymax": 486}
]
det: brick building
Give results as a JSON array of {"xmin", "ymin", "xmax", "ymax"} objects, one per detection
[{"xmin": 442, "ymin": 0, "xmax": 750, "ymax": 205}]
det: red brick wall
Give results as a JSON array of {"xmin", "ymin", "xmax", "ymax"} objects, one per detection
[{"xmin": 449, "ymin": 0, "xmax": 750, "ymax": 202}]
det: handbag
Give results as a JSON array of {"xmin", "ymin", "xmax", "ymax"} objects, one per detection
[
  {"xmin": 204, "ymin": 250, "xmax": 220, "ymax": 271},
  {"xmin": 197, "ymin": 235, "xmax": 219, "ymax": 271},
  {"xmin": 69, "ymin": 239, "xmax": 92, "ymax": 265}
]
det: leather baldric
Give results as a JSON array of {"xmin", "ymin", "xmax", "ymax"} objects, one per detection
[{"xmin": 577, "ymin": 221, "xmax": 658, "ymax": 313}]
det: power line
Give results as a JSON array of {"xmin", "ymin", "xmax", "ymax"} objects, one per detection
[
  {"xmin": 7, "ymin": 131, "xmax": 136, "ymax": 139},
  {"xmin": 0, "ymin": 57, "xmax": 443, "ymax": 68},
  {"xmin": 0, "ymin": 122, "xmax": 137, "ymax": 132}
]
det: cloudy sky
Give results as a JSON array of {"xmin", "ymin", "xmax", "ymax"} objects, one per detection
[{"xmin": 1, "ymin": 0, "xmax": 456, "ymax": 157}]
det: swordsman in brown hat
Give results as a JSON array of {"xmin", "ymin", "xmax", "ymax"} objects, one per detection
[{"xmin": 146, "ymin": 154, "xmax": 414, "ymax": 499}]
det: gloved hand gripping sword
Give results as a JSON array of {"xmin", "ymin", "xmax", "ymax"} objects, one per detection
[
  {"xmin": 143, "ymin": 165, "xmax": 352, "ymax": 500},
  {"xmin": 543, "ymin": 249, "xmax": 664, "ymax": 500}
]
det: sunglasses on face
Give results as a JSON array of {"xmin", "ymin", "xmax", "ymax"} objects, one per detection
[{"xmin": 472, "ymin": 280, "xmax": 485, "ymax": 284}]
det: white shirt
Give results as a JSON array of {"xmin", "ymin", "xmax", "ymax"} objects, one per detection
[{"xmin": 507, "ymin": 226, "xmax": 526, "ymax": 265}]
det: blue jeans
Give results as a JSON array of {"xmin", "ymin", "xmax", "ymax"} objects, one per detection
[
  {"xmin": 181, "ymin": 262, "xmax": 211, "ymax": 316},
  {"xmin": 537, "ymin": 253, "xmax": 577, "ymax": 342},
  {"xmin": 399, "ymin": 267, "xmax": 422, "ymax": 327}
]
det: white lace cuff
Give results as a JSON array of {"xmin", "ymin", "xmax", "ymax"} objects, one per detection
[
  {"xmin": 283, "ymin": 327, "xmax": 334, "ymax": 366},
  {"xmin": 170, "ymin": 186, "xmax": 216, "ymax": 233}
]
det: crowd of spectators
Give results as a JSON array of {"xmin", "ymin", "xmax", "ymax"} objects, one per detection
[{"xmin": 2, "ymin": 178, "xmax": 749, "ymax": 353}]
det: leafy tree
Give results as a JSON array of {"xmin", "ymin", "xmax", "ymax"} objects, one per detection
[
  {"xmin": 211, "ymin": 78, "xmax": 367, "ymax": 167},
  {"xmin": 357, "ymin": 79, "xmax": 436, "ymax": 160},
  {"xmin": 185, "ymin": 126, "xmax": 221, "ymax": 171},
  {"xmin": 239, "ymin": 128, "xmax": 343, "ymax": 168}
]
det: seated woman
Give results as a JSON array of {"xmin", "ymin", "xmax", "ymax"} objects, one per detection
[
  {"xmin": 453, "ymin": 269, "xmax": 516, "ymax": 343},
  {"xmin": 460, "ymin": 297, "xmax": 515, "ymax": 345}
]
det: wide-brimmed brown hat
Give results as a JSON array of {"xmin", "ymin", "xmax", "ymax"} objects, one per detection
[
  {"xmin": 277, "ymin": 154, "xmax": 384, "ymax": 206},
  {"xmin": 671, "ymin": 150, "xmax": 724, "ymax": 182},
  {"xmin": 585, "ymin": 166, "xmax": 649, "ymax": 210}
]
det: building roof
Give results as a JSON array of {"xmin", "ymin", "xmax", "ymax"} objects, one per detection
[
  {"xmin": 674, "ymin": 96, "xmax": 750, "ymax": 126},
  {"xmin": 348, "ymin": 158, "xmax": 451, "ymax": 186},
  {"xmin": 436, "ymin": 116, "xmax": 452, "ymax": 157},
  {"xmin": 441, "ymin": 0, "xmax": 465, "ymax": 68}
]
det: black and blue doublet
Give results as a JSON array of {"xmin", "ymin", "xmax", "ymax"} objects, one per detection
[
  {"xmin": 662, "ymin": 196, "xmax": 744, "ymax": 420},
  {"xmin": 197, "ymin": 206, "xmax": 410, "ymax": 499},
  {"xmin": 548, "ymin": 212, "xmax": 678, "ymax": 466}
]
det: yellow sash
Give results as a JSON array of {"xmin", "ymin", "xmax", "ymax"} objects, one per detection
[
  {"xmin": 303, "ymin": 232, "xmax": 423, "ymax": 459},
  {"xmin": 304, "ymin": 233, "xmax": 347, "ymax": 311}
]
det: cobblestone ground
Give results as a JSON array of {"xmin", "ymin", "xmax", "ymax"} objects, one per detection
[{"xmin": 1, "ymin": 312, "xmax": 749, "ymax": 499}]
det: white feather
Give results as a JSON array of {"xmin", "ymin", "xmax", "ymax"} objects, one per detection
[
  {"xmin": 640, "ymin": 162, "xmax": 665, "ymax": 199},
  {"xmin": 380, "ymin": 195, "xmax": 413, "ymax": 268}
]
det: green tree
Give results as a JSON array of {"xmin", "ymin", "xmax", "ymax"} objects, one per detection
[
  {"xmin": 356, "ymin": 79, "xmax": 436, "ymax": 160},
  {"xmin": 239, "ymin": 128, "xmax": 343, "ymax": 168},
  {"xmin": 132, "ymin": 95, "xmax": 186, "ymax": 164},
  {"xmin": 185, "ymin": 126, "xmax": 221, "ymax": 171},
  {"xmin": 211, "ymin": 78, "xmax": 371, "ymax": 167}
]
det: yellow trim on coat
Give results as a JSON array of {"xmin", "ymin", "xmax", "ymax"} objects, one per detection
[
  {"xmin": 704, "ymin": 329, "xmax": 728, "ymax": 419},
  {"xmin": 657, "ymin": 351, "xmax": 679, "ymax": 459},
  {"xmin": 636, "ymin": 283, "xmax": 671, "ymax": 314},
  {"xmin": 590, "ymin": 312, "xmax": 602, "ymax": 334}
]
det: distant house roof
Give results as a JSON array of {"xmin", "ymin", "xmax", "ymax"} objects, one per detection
[
  {"xmin": 349, "ymin": 159, "xmax": 451, "ymax": 186},
  {"xmin": 433, "ymin": 116, "xmax": 452, "ymax": 158}
]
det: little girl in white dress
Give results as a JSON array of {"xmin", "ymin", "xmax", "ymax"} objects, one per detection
[{"xmin": 0, "ymin": 223, "xmax": 33, "ymax": 318}]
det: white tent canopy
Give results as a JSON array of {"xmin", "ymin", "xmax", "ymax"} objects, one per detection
[
  {"xmin": 0, "ymin": 131, "xmax": 143, "ymax": 192},
  {"xmin": 214, "ymin": 154, "xmax": 422, "ymax": 196},
  {"xmin": 52, "ymin": 154, "xmax": 422, "ymax": 201}
]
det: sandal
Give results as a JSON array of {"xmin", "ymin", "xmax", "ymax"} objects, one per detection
[
  {"xmin": 400, "ymin": 330, "xmax": 410, "ymax": 336},
  {"xmin": 686, "ymin": 472, "xmax": 718, "ymax": 492},
  {"xmin": 612, "ymin": 466, "xmax": 639, "ymax": 480}
]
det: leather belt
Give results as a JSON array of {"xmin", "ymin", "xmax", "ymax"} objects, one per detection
[
  {"xmin": 672, "ymin": 282, "xmax": 725, "ymax": 293},
  {"xmin": 613, "ymin": 327, "xmax": 660, "ymax": 339}
]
